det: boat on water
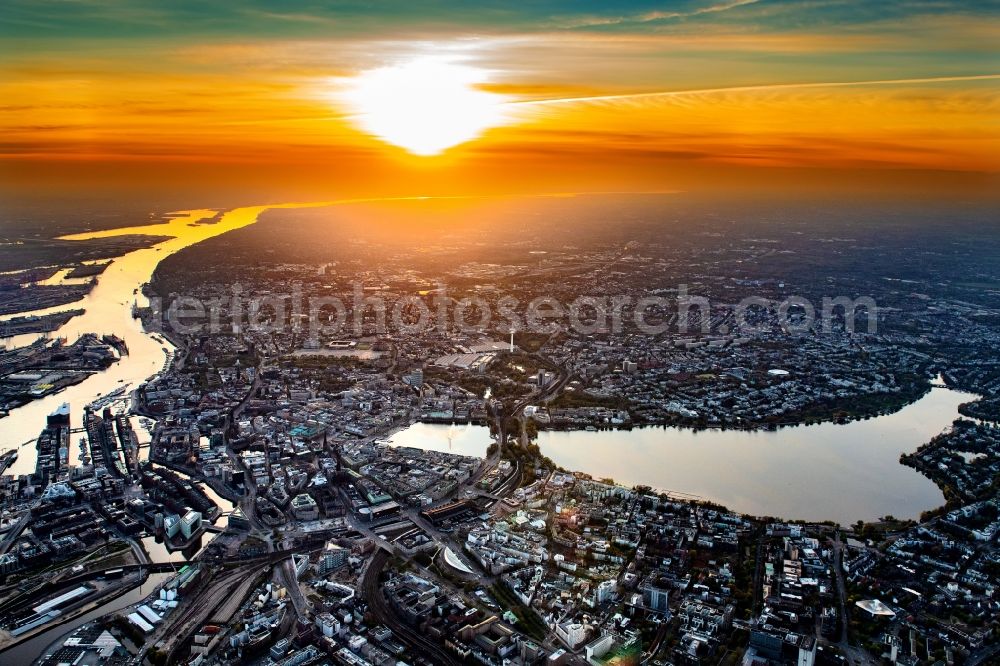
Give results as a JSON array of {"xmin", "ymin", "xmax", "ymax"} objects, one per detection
[
  {"xmin": 88, "ymin": 385, "xmax": 129, "ymax": 411},
  {"xmin": 101, "ymin": 333, "xmax": 129, "ymax": 356},
  {"xmin": 0, "ymin": 449, "xmax": 18, "ymax": 475}
]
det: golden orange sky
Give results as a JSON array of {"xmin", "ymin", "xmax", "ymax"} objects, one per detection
[{"xmin": 2, "ymin": 2, "xmax": 998, "ymax": 202}]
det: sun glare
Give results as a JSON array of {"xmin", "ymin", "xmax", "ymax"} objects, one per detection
[{"xmin": 339, "ymin": 57, "xmax": 510, "ymax": 156}]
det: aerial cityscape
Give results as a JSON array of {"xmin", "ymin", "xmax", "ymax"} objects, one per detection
[{"xmin": 1, "ymin": 2, "xmax": 999, "ymax": 666}]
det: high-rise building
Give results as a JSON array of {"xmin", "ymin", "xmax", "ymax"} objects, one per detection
[
  {"xmin": 291, "ymin": 493, "xmax": 319, "ymax": 521},
  {"xmin": 48, "ymin": 402, "xmax": 71, "ymax": 427},
  {"xmin": 318, "ymin": 542, "xmax": 348, "ymax": 574},
  {"xmin": 641, "ymin": 576, "xmax": 671, "ymax": 612},
  {"xmin": 179, "ymin": 509, "xmax": 202, "ymax": 539},
  {"xmin": 555, "ymin": 622, "xmax": 589, "ymax": 650}
]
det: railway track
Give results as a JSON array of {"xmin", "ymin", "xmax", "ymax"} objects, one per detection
[
  {"xmin": 155, "ymin": 563, "xmax": 268, "ymax": 663},
  {"xmin": 362, "ymin": 549, "xmax": 460, "ymax": 666}
]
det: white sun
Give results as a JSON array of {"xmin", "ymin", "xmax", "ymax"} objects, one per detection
[{"xmin": 339, "ymin": 57, "xmax": 510, "ymax": 156}]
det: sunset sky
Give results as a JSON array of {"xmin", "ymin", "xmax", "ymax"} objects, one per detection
[{"xmin": 2, "ymin": 0, "xmax": 998, "ymax": 202}]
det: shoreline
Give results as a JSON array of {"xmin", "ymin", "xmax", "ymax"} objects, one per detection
[
  {"xmin": 0, "ymin": 571, "xmax": 151, "ymax": 657},
  {"xmin": 387, "ymin": 384, "xmax": 968, "ymax": 525}
]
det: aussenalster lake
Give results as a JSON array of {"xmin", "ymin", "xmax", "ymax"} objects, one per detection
[{"xmin": 386, "ymin": 383, "xmax": 972, "ymax": 525}]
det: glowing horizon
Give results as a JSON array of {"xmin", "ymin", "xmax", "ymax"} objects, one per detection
[{"xmin": 1, "ymin": 1, "xmax": 998, "ymax": 199}]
